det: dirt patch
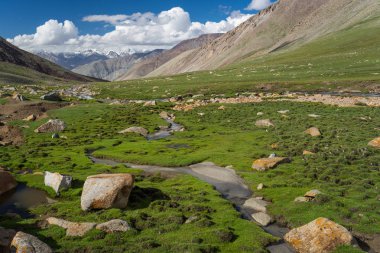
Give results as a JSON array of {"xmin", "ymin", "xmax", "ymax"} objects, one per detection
[
  {"xmin": 0, "ymin": 125, "xmax": 23, "ymax": 146},
  {"xmin": 0, "ymin": 99, "xmax": 67, "ymax": 122}
]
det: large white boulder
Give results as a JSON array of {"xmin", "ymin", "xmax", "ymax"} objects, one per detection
[{"xmin": 81, "ymin": 174, "xmax": 135, "ymax": 211}]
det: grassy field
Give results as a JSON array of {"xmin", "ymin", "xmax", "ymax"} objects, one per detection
[
  {"xmin": 1, "ymin": 100, "xmax": 379, "ymax": 252},
  {"xmin": 90, "ymin": 15, "xmax": 380, "ymax": 100}
]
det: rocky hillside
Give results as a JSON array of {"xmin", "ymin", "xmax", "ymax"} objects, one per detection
[
  {"xmin": 0, "ymin": 37, "xmax": 98, "ymax": 82},
  {"xmin": 148, "ymin": 0, "xmax": 380, "ymax": 77},
  {"xmin": 72, "ymin": 50, "xmax": 163, "ymax": 81},
  {"xmin": 117, "ymin": 33, "xmax": 222, "ymax": 80}
]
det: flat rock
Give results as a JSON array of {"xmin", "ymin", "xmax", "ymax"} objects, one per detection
[
  {"xmin": 284, "ymin": 217, "xmax": 353, "ymax": 253},
  {"xmin": 11, "ymin": 231, "xmax": 52, "ymax": 253},
  {"xmin": 304, "ymin": 127, "xmax": 321, "ymax": 137},
  {"xmin": 368, "ymin": 137, "xmax": 380, "ymax": 148},
  {"xmin": 303, "ymin": 150, "xmax": 315, "ymax": 155},
  {"xmin": 96, "ymin": 219, "xmax": 131, "ymax": 233},
  {"xmin": 252, "ymin": 212, "xmax": 272, "ymax": 226},
  {"xmin": 44, "ymin": 171, "xmax": 72, "ymax": 194},
  {"xmin": 243, "ymin": 198, "xmax": 269, "ymax": 212},
  {"xmin": 46, "ymin": 217, "xmax": 96, "ymax": 237},
  {"xmin": 0, "ymin": 171, "xmax": 17, "ymax": 196},
  {"xmin": 252, "ymin": 157, "xmax": 290, "ymax": 171},
  {"xmin": 118, "ymin": 127, "xmax": 148, "ymax": 137},
  {"xmin": 255, "ymin": 119, "xmax": 274, "ymax": 128},
  {"xmin": 35, "ymin": 119, "xmax": 65, "ymax": 133},
  {"xmin": 294, "ymin": 196, "xmax": 310, "ymax": 203},
  {"xmin": 81, "ymin": 174, "xmax": 135, "ymax": 211}
]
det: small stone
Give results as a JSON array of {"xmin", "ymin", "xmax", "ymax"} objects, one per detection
[
  {"xmin": 368, "ymin": 137, "xmax": 380, "ymax": 148},
  {"xmin": 252, "ymin": 212, "xmax": 272, "ymax": 226},
  {"xmin": 294, "ymin": 197, "xmax": 310, "ymax": 203},
  {"xmin": 303, "ymin": 150, "xmax": 315, "ymax": 155},
  {"xmin": 278, "ymin": 110, "xmax": 289, "ymax": 114},
  {"xmin": 304, "ymin": 127, "xmax": 321, "ymax": 137},
  {"xmin": 51, "ymin": 133, "xmax": 60, "ymax": 139},
  {"xmin": 252, "ymin": 157, "xmax": 290, "ymax": 171},
  {"xmin": 218, "ymin": 106, "xmax": 225, "ymax": 110},
  {"xmin": 96, "ymin": 219, "xmax": 131, "ymax": 233},
  {"xmin": 23, "ymin": 114, "xmax": 36, "ymax": 122},
  {"xmin": 35, "ymin": 119, "xmax": 65, "ymax": 133},
  {"xmin": 257, "ymin": 112, "xmax": 264, "ymax": 116},
  {"xmin": 304, "ymin": 189, "xmax": 322, "ymax": 198},
  {"xmin": 255, "ymin": 119, "xmax": 274, "ymax": 128},
  {"xmin": 185, "ymin": 216, "xmax": 199, "ymax": 224},
  {"xmin": 118, "ymin": 127, "xmax": 148, "ymax": 137},
  {"xmin": 11, "ymin": 231, "xmax": 52, "ymax": 253},
  {"xmin": 243, "ymin": 198, "xmax": 269, "ymax": 212},
  {"xmin": 257, "ymin": 183, "xmax": 264, "ymax": 190}
]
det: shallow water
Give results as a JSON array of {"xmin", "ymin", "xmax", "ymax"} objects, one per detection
[{"xmin": 0, "ymin": 184, "xmax": 50, "ymax": 218}]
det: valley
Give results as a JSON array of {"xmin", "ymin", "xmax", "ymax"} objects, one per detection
[{"xmin": 0, "ymin": 0, "xmax": 380, "ymax": 252}]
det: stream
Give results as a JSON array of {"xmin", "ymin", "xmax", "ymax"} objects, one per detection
[{"xmin": 87, "ymin": 116, "xmax": 295, "ymax": 252}]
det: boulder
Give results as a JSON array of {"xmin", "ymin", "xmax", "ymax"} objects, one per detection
[
  {"xmin": 23, "ymin": 115, "xmax": 36, "ymax": 122},
  {"xmin": 44, "ymin": 172, "xmax": 72, "ymax": 194},
  {"xmin": 252, "ymin": 212, "xmax": 272, "ymax": 226},
  {"xmin": 34, "ymin": 119, "xmax": 66, "ymax": 133},
  {"xmin": 40, "ymin": 92, "xmax": 62, "ymax": 101},
  {"xmin": 81, "ymin": 174, "xmax": 135, "ymax": 211},
  {"xmin": 255, "ymin": 119, "xmax": 274, "ymax": 128},
  {"xmin": 118, "ymin": 127, "xmax": 148, "ymax": 137},
  {"xmin": 243, "ymin": 198, "xmax": 269, "ymax": 213},
  {"xmin": 304, "ymin": 127, "xmax": 321, "ymax": 137},
  {"xmin": 368, "ymin": 137, "xmax": 380, "ymax": 148},
  {"xmin": 0, "ymin": 171, "xmax": 17, "ymax": 196},
  {"xmin": 11, "ymin": 231, "xmax": 52, "ymax": 253},
  {"xmin": 284, "ymin": 217, "xmax": 353, "ymax": 253},
  {"xmin": 252, "ymin": 157, "xmax": 290, "ymax": 171},
  {"xmin": 46, "ymin": 217, "xmax": 96, "ymax": 237},
  {"xmin": 0, "ymin": 227, "xmax": 16, "ymax": 252},
  {"xmin": 96, "ymin": 219, "xmax": 131, "ymax": 233}
]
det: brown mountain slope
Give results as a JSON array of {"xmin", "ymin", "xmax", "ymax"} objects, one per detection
[
  {"xmin": 116, "ymin": 33, "xmax": 222, "ymax": 80},
  {"xmin": 148, "ymin": 0, "xmax": 380, "ymax": 77},
  {"xmin": 0, "ymin": 37, "xmax": 98, "ymax": 82}
]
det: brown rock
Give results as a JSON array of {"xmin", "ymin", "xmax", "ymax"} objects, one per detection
[
  {"xmin": 46, "ymin": 217, "xmax": 96, "ymax": 237},
  {"xmin": 0, "ymin": 171, "xmax": 17, "ymax": 196},
  {"xmin": 304, "ymin": 127, "xmax": 321, "ymax": 137},
  {"xmin": 368, "ymin": 137, "xmax": 380, "ymax": 148},
  {"xmin": 252, "ymin": 157, "xmax": 290, "ymax": 171},
  {"xmin": 284, "ymin": 218, "xmax": 353, "ymax": 253},
  {"xmin": 81, "ymin": 174, "xmax": 135, "ymax": 211},
  {"xmin": 11, "ymin": 231, "xmax": 52, "ymax": 253},
  {"xmin": 303, "ymin": 150, "xmax": 315, "ymax": 155}
]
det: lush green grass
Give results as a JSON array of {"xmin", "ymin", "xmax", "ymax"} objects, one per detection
[{"xmin": 91, "ymin": 15, "xmax": 380, "ymax": 100}]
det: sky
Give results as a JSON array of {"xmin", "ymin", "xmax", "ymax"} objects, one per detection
[{"xmin": 1, "ymin": 0, "xmax": 275, "ymax": 54}]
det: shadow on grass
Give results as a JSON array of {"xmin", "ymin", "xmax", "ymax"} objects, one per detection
[{"xmin": 127, "ymin": 186, "xmax": 169, "ymax": 210}]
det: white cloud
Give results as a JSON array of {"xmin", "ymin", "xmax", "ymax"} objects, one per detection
[
  {"xmin": 245, "ymin": 0, "xmax": 273, "ymax": 11},
  {"xmin": 82, "ymin": 15, "xmax": 128, "ymax": 25},
  {"xmin": 8, "ymin": 7, "xmax": 253, "ymax": 53}
]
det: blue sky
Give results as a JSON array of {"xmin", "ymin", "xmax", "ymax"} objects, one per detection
[{"xmin": 2, "ymin": 0, "xmax": 274, "ymax": 53}]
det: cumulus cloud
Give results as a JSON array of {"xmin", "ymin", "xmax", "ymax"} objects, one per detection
[
  {"xmin": 245, "ymin": 0, "xmax": 273, "ymax": 11},
  {"xmin": 8, "ymin": 7, "xmax": 253, "ymax": 53}
]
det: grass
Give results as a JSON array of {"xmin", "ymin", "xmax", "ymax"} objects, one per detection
[{"xmin": 1, "ymin": 100, "xmax": 379, "ymax": 252}]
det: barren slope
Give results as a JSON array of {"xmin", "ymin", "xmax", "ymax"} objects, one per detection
[{"xmin": 149, "ymin": 0, "xmax": 380, "ymax": 77}]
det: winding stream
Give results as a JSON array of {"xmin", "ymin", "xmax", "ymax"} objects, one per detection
[{"xmin": 87, "ymin": 117, "xmax": 295, "ymax": 252}]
